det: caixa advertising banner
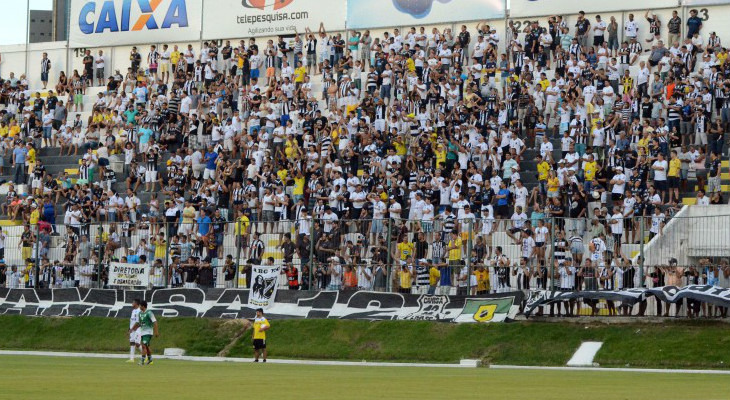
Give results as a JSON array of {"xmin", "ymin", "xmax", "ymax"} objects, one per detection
[
  {"xmin": 70, "ymin": 0, "xmax": 203, "ymax": 48},
  {"xmin": 202, "ymin": 0, "xmax": 347, "ymax": 40}
]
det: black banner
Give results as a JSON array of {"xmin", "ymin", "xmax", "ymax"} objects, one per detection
[
  {"xmin": 524, "ymin": 285, "xmax": 730, "ymax": 316},
  {"xmin": 0, "ymin": 288, "xmax": 524, "ymax": 323}
]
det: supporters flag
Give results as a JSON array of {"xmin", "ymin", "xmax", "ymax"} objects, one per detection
[
  {"xmin": 108, "ymin": 262, "xmax": 150, "ymax": 287},
  {"xmin": 248, "ymin": 265, "xmax": 281, "ymax": 309}
]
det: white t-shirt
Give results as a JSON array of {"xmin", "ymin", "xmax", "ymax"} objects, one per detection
[
  {"xmin": 652, "ymin": 160, "xmax": 668, "ymax": 181},
  {"xmin": 609, "ymin": 213, "xmax": 624, "ymax": 235}
]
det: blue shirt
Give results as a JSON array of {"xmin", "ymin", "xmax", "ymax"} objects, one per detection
[
  {"xmin": 204, "ymin": 152, "xmax": 218, "ymax": 170},
  {"xmin": 197, "ymin": 216, "xmax": 212, "ymax": 235},
  {"xmin": 127, "ymin": 254, "xmax": 140, "ymax": 264},
  {"xmin": 139, "ymin": 128, "xmax": 153, "ymax": 144},
  {"xmin": 687, "ymin": 16, "xmax": 702, "ymax": 35},
  {"xmin": 13, "ymin": 147, "xmax": 27, "ymax": 164},
  {"xmin": 497, "ymin": 188, "xmax": 510, "ymax": 206}
]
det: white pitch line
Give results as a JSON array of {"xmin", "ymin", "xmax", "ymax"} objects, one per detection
[
  {"xmin": 490, "ymin": 365, "xmax": 730, "ymax": 375},
  {"xmin": 0, "ymin": 350, "xmax": 470, "ymax": 368}
]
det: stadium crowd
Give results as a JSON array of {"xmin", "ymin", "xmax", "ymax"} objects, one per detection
[{"xmin": 0, "ymin": 10, "xmax": 729, "ymax": 315}]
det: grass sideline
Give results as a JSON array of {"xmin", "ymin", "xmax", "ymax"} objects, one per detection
[
  {"xmin": 1, "ymin": 356, "xmax": 729, "ymax": 400},
  {"xmin": 0, "ymin": 316, "xmax": 729, "ymax": 368}
]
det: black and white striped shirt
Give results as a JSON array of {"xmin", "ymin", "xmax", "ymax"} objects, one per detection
[{"xmin": 41, "ymin": 58, "xmax": 51, "ymax": 73}]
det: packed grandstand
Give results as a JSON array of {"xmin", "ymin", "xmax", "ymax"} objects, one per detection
[{"xmin": 0, "ymin": 3, "xmax": 729, "ymax": 319}]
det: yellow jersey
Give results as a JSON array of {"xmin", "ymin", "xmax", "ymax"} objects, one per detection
[
  {"xmin": 537, "ymin": 161, "xmax": 550, "ymax": 181},
  {"xmin": 293, "ymin": 176, "xmax": 305, "ymax": 196},
  {"xmin": 475, "ymin": 269, "xmax": 489, "ymax": 292},
  {"xmin": 234, "ymin": 215, "xmax": 250, "ymax": 235},
  {"xmin": 668, "ymin": 158, "xmax": 681, "ymax": 177},
  {"xmin": 399, "ymin": 270, "xmax": 413, "ymax": 289},
  {"xmin": 170, "ymin": 51, "xmax": 181, "ymax": 65},
  {"xmin": 397, "ymin": 242, "xmax": 414, "ymax": 261},
  {"xmin": 448, "ymin": 238, "xmax": 462, "ymax": 261},
  {"xmin": 429, "ymin": 267, "xmax": 441, "ymax": 286},
  {"xmin": 584, "ymin": 161, "xmax": 598, "ymax": 182},
  {"xmin": 253, "ymin": 317, "xmax": 269, "ymax": 340},
  {"xmin": 294, "ymin": 66, "xmax": 306, "ymax": 83}
]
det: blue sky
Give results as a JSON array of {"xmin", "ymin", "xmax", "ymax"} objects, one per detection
[{"xmin": 0, "ymin": 0, "xmax": 53, "ymax": 46}]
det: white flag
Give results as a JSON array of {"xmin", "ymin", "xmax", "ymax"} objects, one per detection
[{"xmin": 248, "ymin": 265, "xmax": 281, "ymax": 309}]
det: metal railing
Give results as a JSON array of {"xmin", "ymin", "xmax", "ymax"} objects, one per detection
[{"xmin": 1, "ymin": 212, "xmax": 729, "ymax": 318}]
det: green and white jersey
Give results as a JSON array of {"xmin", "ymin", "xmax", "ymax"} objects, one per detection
[{"xmin": 138, "ymin": 310, "xmax": 157, "ymax": 336}]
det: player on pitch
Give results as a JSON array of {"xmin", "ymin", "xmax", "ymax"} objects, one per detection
[
  {"xmin": 253, "ymin": 308, "xmax": 269, "ymax": 362},
  {"xmin": 129, "ymin": 300, "xmax": 158, "ymax": 365},
  {"xmin": 127, "ymin": 299, "xmax": 141, "ymax": 362}
]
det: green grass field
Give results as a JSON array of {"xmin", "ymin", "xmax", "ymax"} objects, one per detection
[
  {"xmin": 1, "ymin": 316, "xmax": 729, "ymax": 368},
  {"xmin": 0, "ymin": 355, "xmax": 727, "ymax": 400}
]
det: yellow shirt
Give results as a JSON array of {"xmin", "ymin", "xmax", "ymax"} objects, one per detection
[
  {"xmin": 9, "ymin": 125, "xmax": 20, "ymax": 137},
  {"xmin": 293, "ymin": 176, "xmax": 305, "ymax": 196},
  {"xmin": 539, "ymin": 79, "xmax": 550, "ymax": 91},
  {"xmin": 406, "ymin": 58, "xmax": 415, "ymax": 73},
  {"xmin": 429, "ymin": 267, "xmax": 441, "ymax": 286},
  {"xmin": 237, "ymin": 54, "xmax": 245, "ymax": 68},
  {"xmin": 294, "ymin": 66, "xmax": 306, "ymax": 83},
  {"xmin": 234, "ymin": 215, "xmax": 250, "ymax": 235},
  {"xmin": 154, "ymin": 239, "xmax": 167, "ymax": 259},
  {"xmin": 393, "ymin": 140, "xmax": 407, "ymax": 156},
  {"xmin": 170, "ymin": 51, "xmax": 181, "ymax": 65},
  {"xmin": 668, "ymin": 158, "xmax": 681, "ymax": 177},
  {"xmin": 718, "ymin": 52, "xmax": 728, "ymax": 66},
  {"xmin": 448, "ymin": 238, "xmax": 462, "ymax": 261},
  {"xmin": 537, "ymin": 161, "xmax": 550, "ymax": 181},
  {"xmin": 253, "ymin": 317, "xmax": 269, "ymax": 340},
  {"xmin": 434, "ymin": 147, "xmax": 446, "ymax": 167},
  {"xmin": 27, "ymin": 148, "xmax": 36, "ymax": 163},
  {"xmin": 29, "ymin": 209, "xmax": 40, "ymax": 225},
  {"xmin": 399, "ymin": 270, "xmax": 413, "ymax": 289},
  {"xmin": 0, "ymin": 126, "xmax": 8, "ymax": 137},
  {"xmin": 475, "ymin": 269, "xmax": 489, "ymax": 292},
  {"xmin": 397, "ymin": 242, "xmax": 414, "ymax": 261},
  {"xmin": 182, "ymin": 206, "xmax": 196, "ymax": 224},
  {"xmin": 584, "ymin": 161, "xmax": 598, "ymax": 182},
  {"xmin": 547, "ymin": 176, "xmax": 560, "ymax": 194},
  {"xmin": 276, "ymin": 168, "xmax": 288, "ymax": 182}
]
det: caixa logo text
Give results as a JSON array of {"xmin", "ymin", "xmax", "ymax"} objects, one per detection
[{"xmin": 78, "ymin": 0, "xmax": 189, "ymax": 34}]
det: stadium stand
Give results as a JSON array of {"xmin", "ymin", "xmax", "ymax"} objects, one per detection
[{"xmin": 0, "ymin": 7, "xmax": 728, "ymax": 316}]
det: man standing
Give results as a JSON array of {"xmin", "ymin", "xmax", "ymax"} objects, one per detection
[
  {"xmin": 95, "ymin": 50, "xmax": 106, "ymax": 86},
  {"xmin": 252, "ymin": 308, "xmax": 269, "ymax": 362},
  {"xmin": 127, "ymin": 299, "xmax": 141, "ymax": 362},
  {"xmin": 129, "ymin": 300, "xmax": 158, "ymax": 365},
  {"xmin": 40, "ymin": 52, "xmax": 51, "ymax": 90},
  {"xmin": 12, "ymin": 142, "xmax": 28, "ymax": 185}
]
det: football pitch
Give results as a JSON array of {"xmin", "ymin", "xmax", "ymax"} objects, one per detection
[{"xmin": 0, "ymin": 356, "xmax": 728, "ymax": 400}]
